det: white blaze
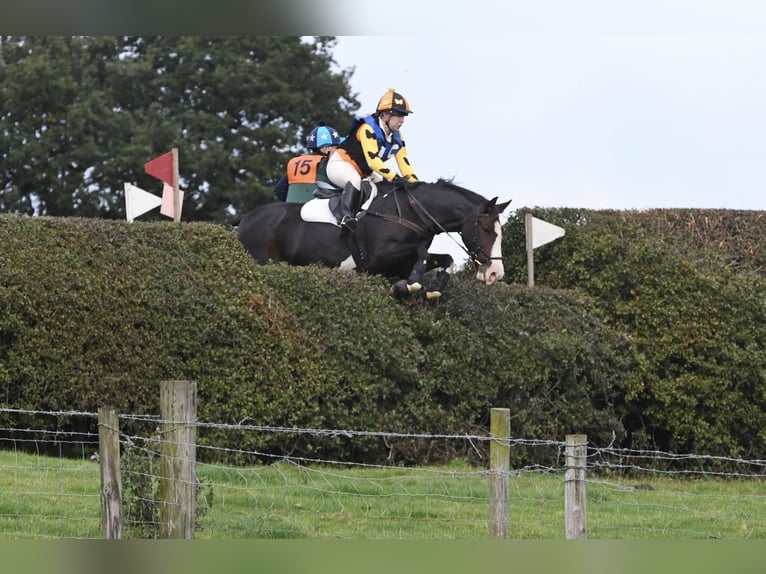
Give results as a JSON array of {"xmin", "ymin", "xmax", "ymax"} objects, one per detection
[{"xmin": 476, "ymin": 220, "xmax": 504, "ymax": 285}]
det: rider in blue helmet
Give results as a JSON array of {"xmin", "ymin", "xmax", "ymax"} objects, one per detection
[
  {"xmin": 306, "ymin": 122, "xmax": 343, "ymax": 152},
  {"xmin": 274, "ymin": 122, "xmax": 345, "ymax": 203}
]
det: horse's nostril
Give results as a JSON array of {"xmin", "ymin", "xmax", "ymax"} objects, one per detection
[{"xmin": 476, "ymin": 268, "xmax": 490, "ymax": 284}]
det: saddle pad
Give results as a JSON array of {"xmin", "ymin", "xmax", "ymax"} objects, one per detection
[
  {"xmin": 300, "ymin": 198, "xmax": 338, "ymax": 225},
  {"xmin": 299, "ymin": 187, "xmax": 376, "ymax": 225}
]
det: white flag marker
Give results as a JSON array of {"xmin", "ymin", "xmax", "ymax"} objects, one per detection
[
  {"xmin": 530, "ymin": 216, "xmax": 566, "ymax": 249},
  {"xmin": 525, "ymin": 214, "xmax": 566, "ymax": 287},
  {"xmin": 124, "ymin": 182, "xmax": 162, "ymax": 222}
]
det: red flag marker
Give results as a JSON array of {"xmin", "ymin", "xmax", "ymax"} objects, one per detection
[{"xmin": 144, "ymin": 150, "xmax": 175, "ymax": 185}]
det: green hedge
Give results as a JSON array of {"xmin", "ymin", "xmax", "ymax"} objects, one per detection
[
  {"xmin": 501, "ymin": 208, "xmax": 766, "ymax": 460},
  {"xmin": 2, "ymin": 209, "xmax": 763, "ymax": 467}
]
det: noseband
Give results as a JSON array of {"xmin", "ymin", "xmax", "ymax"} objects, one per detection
[
  {"xmin": 461, "ymin": 213, "xmax": 502, "ymax": 266},
  {"xmin": 466, "ymin": 213, "xmax": 503, "ymax": 267}
]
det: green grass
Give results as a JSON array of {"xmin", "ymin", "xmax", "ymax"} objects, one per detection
[
  {"xmin": 0, "ymin": 449, "xmax": 101, "ymax": 538},
  {"xmin": 0, "ymin": 450, "xmax": 763, "ymax": 539}
]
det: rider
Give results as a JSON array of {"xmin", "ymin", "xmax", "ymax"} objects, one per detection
[
  {"xmin": 327, "ymin": 88, "xmax": 419, "ymax": 233},
  {"xmin": 274, "ymin": 122, "xmax": 344, "ymax": 203}
]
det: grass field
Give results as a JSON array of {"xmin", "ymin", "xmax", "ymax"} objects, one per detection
[{"xmin": 0, "ymin": 449, "xmax": 763, "ymax": 539}]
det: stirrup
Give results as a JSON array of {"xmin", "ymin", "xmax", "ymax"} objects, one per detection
[{"xmin": 340, "ymin": 215, "xmax": 357, "ymax": 233}]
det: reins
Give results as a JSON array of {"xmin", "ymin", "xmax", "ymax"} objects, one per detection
[
  {"xmin": 365, "ymin": 203, "xmax": 429, "ymax": 237},
  {"xmin": 366, "ymin": 187, "xmax": 499, "ymax": 265}
]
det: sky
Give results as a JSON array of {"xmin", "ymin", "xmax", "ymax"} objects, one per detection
[{"xmin": 328, "ymin": 3, "xmax": 766, "ymax": 265}]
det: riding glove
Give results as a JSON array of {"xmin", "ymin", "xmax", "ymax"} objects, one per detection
[{"xmin": 392, "ymin": 175, "xmax": 410, "ymax": 187}]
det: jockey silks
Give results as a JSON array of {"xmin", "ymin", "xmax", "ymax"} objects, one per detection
[{"xmin": 337, "ymin": 115, "xmax": 417, "ymax": 182}]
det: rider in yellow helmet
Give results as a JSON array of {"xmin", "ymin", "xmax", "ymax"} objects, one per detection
[{"xmin": 327, "ymin": 88, "xmax": 419, "ymax": 233}]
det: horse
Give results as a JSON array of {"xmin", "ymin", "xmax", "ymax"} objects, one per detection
[{"xmin": 233, "ymin": 178, "xmax": 511, "ymax": 300}]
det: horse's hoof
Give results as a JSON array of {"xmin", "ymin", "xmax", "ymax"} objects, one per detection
[
  {"xmin": 391, "ymin": 280, "xmax": 409, "ymax": 299},
  {"xmin": 408, "ymin": 282, "xmax": 422, "ymax": 294},
  {"xmin": 426, "ymin": 290, "xmax": 442, "ymax": 301}
]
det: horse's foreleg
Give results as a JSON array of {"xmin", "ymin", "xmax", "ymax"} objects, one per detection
[
  {"xmin": 391, "ymin": 247, "xmax": 430, "ymax": 299},
  {"xmin": 423, "ymin": 254, "xmax": 455, "ymax": 301},
  {"xmin": 406, "ymin": 247, "xmax": 431, "ymax": 293},
  {"xmin": 391, "ymin": 252, "xmax": 455, "ymax": 301}
]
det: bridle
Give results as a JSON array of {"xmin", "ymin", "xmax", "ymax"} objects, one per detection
[
  {"xmin": 465, "ymin": 212, "xmax": 503, "ymax": 266},
  {"xmin": 366, "ymin": 188, "xmax": 502, "ymax": 267}
]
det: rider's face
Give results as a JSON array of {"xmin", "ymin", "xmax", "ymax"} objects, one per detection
[
  {"xmin": 319, "ymin": 145, "xmax": 338, "ymax": 156},
  {"xmin": 385, "ymin": 113, "xmax": 406, "ymax": 131}
]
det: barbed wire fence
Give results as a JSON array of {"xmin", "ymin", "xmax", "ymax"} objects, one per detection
[{"xmin": 1, "ymin": 383, "xmax": 764, "ymax": 540}]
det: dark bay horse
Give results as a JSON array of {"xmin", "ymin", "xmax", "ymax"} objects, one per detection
[{"xmin": 234, "ymin": 178, "xmax": 511, "ymax": 299}]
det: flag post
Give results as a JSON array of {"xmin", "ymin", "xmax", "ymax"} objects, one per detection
[
  {"xmin": 525, "ymin": 214, "xmax": 566, "ymax": 288},
  {"xmin": 172, "ymin": 147, "xmax": 180, "ymax": 223},
  {"xmin": 141, "ymin": 149, "xmax": 182, "ymax": 222},
  {"xmin": 525, "ymin": 213, "xmax": 535, "ymax": 287}
]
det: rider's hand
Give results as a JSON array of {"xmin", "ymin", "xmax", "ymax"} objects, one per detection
[{"xmin": 392, "ymin": 175, "xmax": 409, "ymax": 187}]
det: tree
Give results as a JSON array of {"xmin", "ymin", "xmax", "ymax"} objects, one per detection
[{"xmin": 0, "ymin": 36, "xmax": 358, "ymax": 220}]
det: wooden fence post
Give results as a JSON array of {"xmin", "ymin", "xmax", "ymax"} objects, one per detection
[
  {"xmin": 489, "ymin": 407, "xmax": 510, "ymax": 539},
  {"xmin": 159, "ymin": 380, "xmax": 197, "ymax": 539},
  {"xmin": 564, "ymin": 433, "xmax": 587, "ymax": 539},
  {"xmin": 97, "ymin": 407, "xmax": 123, "ymax": 539}
]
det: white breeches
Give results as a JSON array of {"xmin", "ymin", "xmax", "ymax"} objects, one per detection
[
  {"xmin": 327, "ymin": 152, "xmax": 384, "ymax": 191},
  {"xmin": 327, "ymin": 152, "xmax": 362, "ymax": 191}
]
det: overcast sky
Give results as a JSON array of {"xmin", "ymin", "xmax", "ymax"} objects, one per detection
[{"xmin": 328, "ymin": 4, "xmax": 766, "ymax": 265}]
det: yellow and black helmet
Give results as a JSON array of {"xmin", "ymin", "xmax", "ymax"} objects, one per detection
[{"xmin": 376, "ymin": 88, "xmax": 413, "ymax": 116}]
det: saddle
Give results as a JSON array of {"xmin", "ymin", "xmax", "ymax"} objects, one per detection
[{"xmin": 301, "ymin": 181, "xmax": 377, "ymax": 226}]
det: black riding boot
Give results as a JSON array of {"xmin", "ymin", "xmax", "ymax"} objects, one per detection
[{"xmin": 340, "ymin": 182, "xmax": 361, "ymax": 234}]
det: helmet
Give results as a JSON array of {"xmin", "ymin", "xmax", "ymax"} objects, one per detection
[
  {"xmin": 376, "ymin": 87, "xmax": 413, "ymax": 116},
  {"xmin": 306, "ymin": 122, "xmax": 343, "ymax": 152}
]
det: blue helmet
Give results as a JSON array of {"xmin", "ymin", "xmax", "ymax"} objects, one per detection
[{"xmin": 306, "ymin": 122, "xmax": 343, "ymax": 152}]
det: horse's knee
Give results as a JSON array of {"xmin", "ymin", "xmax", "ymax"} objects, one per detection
[
  {"xmin": 391, "ymin": 279, "xmax": 422, "ymax": 299},
  {"xmin": 391, "ymin": 279, "xmax": 410, "ymax": 299}
]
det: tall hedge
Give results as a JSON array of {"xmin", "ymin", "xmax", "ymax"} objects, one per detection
[
  {"xmin": 502, "ymin": 208, "xmax": 766, "ymax": 460},
  {"xmin": 0, "ymin": 214, "xmax": 633, "ymax": 466}
]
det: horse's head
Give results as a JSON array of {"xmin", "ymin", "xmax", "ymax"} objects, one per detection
[{"xmin": 462, "ymin": 197, "xmax": 511, "ymax": 286}]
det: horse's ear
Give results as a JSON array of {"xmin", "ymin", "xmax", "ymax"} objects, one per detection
[
  {"xmin": 496, "ymin": 199, "xmax": 512, "ymax": 213},
  {"xmin": 484, "ymin": 197, "xmax": 512, "ymax": 214}
]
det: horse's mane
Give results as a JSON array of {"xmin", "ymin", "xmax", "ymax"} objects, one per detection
[{"xmin": 410, "ymin": 177, "xmax": 481, "ymax": 199}]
